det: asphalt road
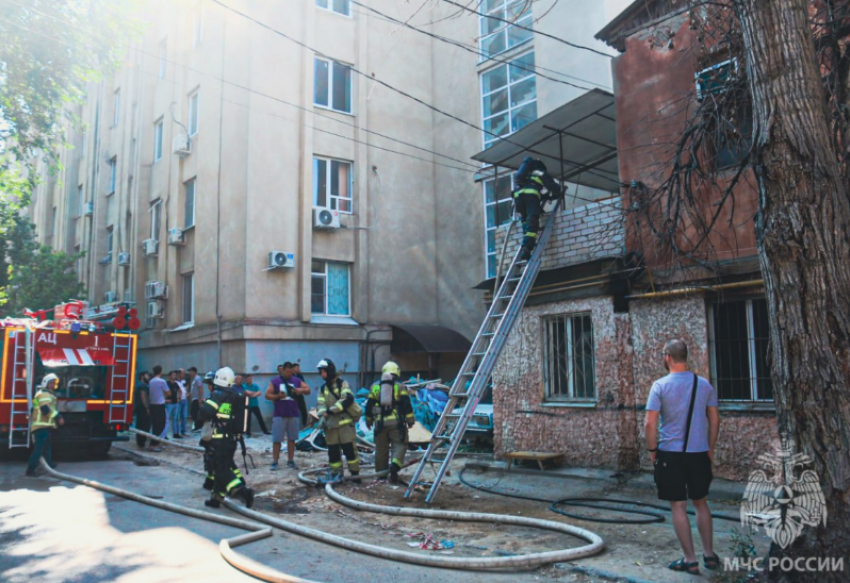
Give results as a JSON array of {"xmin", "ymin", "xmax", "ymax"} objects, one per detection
[{"xmin": 0, "ymin": 451, "xmax": 604, "ymax": 583}]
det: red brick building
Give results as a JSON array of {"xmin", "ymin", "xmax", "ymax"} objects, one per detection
[{"xmin": 487, "ymin": 0, "xmax": 778, "ymax": 481}]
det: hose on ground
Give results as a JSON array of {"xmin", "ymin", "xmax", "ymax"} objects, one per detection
[
  {"xmin": 37, "ymin": 458, "xmax": 321, "ymax": 583},
  {"xmin": 129, "ymin": 427, "xmax": 206, "ymax": 452},
  {"xmin": 458, "ymin": 465, "xmax": 740, "ymax": 524}
]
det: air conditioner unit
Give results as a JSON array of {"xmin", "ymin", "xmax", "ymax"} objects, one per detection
[
  {"xmin": 83, "ymin": 201, "xmax": 94, "ymax": 216},
  {"xmin": 313, "ymin": 208, "xmax": 341, "ymax": 230},
  {"xmin": 143, "ymin": 238, "xmax": 158, "ymax": 256},
  {"xmin": 172, "ymin": 134, "xmax": 191, "ymax": 157},
  {"xmin": 267, "ymin": 251, "xmax": 295, "ymax": 269},
  {"xmin": 145, "ymin": 281, "xmax": 168, "ymax": 300},
  {"xmin": 146, "ymin": 300, "xmax": 165, "ymax": 319},
  {"xmin": 104, "ymin": 291, "xmax": 117, "ymax": 304},
  {"xmin": 167, "ymin": 227, "xmax": 185, "ymax": 246},
  {"xmin": 117, "ymin": 252, "xmax": 130, "ymax": 266}
]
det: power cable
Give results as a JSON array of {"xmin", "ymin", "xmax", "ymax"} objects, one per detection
[{"xmin": 441, "ymin": 0, "xmax": 615, "ymax": 58}]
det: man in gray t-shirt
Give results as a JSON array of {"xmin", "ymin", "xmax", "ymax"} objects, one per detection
[{"xmin": 645, "ymin": 339, "xmax": 720, "ymax": 575}]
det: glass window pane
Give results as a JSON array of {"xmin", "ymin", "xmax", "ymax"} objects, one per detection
[
  {"xmin": 314, "ymin": 59, "xmax": 329, "ymax": 106},
  {"xmin": 316, "ymin": 0, "xmax": 328, "ymax": 7},
  {"xmin": 507, "ymin": 1, "xmax": 529, "ymax": 19},
  {"xmin": 313, "ymin": 158, "xmax": 327, "ymax": 207},
  {"xmin": 483, "ymin": 88, "xmax": 508, "ymax": 118},
  {"xmin": 752, "ymin": 299, "xmax": 774, "ymax": 400},
  {"xmin": 481, "ymin": 15, "xmax": 502, "ymax": 37},
  {"xmin": 311, "ymin": 276, "xmax": 325, "ymax": 314},
  {"xmin": 311, "ymin": 260, "xmax": 325, "ymax": 274},
  {"xmin": 508, "ymin": 18, "xmax": 533, "ymax": 48},
  {"xmin": 481, "ymin": 33, "xmax": 506, "ymax": 57},
  {"xmin": 184, "ymin": 180, "xmax": 195, "ymax": 228},
  {"xmin": 485, "ymin": 181, "xmax": 495, "ymax": 203},
  {"xmin": 509, "ymin": 52, "xmax": 535, "ymax": 82},
  {"xmin": 484, "ymin": 0, "xmax": 503, "ymax": 12},
  {"xmin": 484, "ymin": 112, "xmax": 509, "ymax": 138},
  {"xmin": 494, "ymin": 175, "xmax": 512, "ymax": 200},
  {"xmin": 333, "ymin": 0, "xmax": 349, "ymax": 15},
  {"xmin": 486, "ymin": 204, "xmax": 496, "ymax": 228},
  {"xmin": 482, "ymin": 64, "xmax": 508, "ymax": 94},
  {"xmin": 496, "ymin": 200, "xmax": 513, "ymax": 225},
  {"xmin": 332, "ymin": 62, "xmax": 351, "ymax": 112},
  {"xmin": 487, "ymin": 255, "xmax": 496, "ymax": 278},
  {"xmin": 327, "ymin": 263, "xmax": 349, "ymax": 315},
  {"xmin": 511, "ymin": 101, "xmax": 537, "ymax": 132},
  {"xmin": 486, "ymin": 230, "xmax": 496, "ymax": 253},
  {"xmin": 510, "ymin": 77, "xmax": 536, "ymax": 107}
]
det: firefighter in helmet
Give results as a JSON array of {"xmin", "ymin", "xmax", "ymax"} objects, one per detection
[
  {"xmin": 366, "ymin": 361, "xmax": 414, "ymax": 483},
  {"xmin": 513, "ymin": 156, "xmax": 562, "ymax": 261},
  {"xmin": 26, "ymin": 373, "xmax": 64, "ymax": 476},
  {"xmin": 316, "ymin": 358, "xmax": 360, "ymax": 483},
  {"xmin": 198, "ymin": 366, "xmax": 254, "ymax": 508}
]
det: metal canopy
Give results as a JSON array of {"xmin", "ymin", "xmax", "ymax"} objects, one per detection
[
  {"xmin": 390, "ymin": 324, "xmax": 472, "ymax": 354},
  {"xmin": 471, "ymin": 88, "xmax": 620, "ymax": 192}
]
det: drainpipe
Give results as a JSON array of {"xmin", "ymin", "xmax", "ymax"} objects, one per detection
[
  {"xmin": 214, "ymin": 19, "xmax": 227, "ymax": 364},
  {"xmin": 625, "ymin": 280, "xmax": 764, "ymax": 300}
]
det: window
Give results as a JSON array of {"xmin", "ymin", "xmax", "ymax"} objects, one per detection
[
  {"xmin": 154, "ymin": 118, "xmax": 164, "ymax": 162},
  {"xmin": 542, "ymin": 314, "xmax": 596, "ymax": 401},
  {"xmin": 314, "ymin": 57, "xmax": 352, "ymax": 113},
  {"xmin": 76, "ymin": 185, "xmax": 84, "ymax": 218},
  {"xmin": 312, "ymin": 157, "xmax": 352, "ymax": 213},
  {"xmin": 708, "ymin": 298, "xmax": 773, "ymax": 401},
  {"xmin": 712, "ymin": 100, "xmax": 753, "ymax": 170},
  {"xmin": 49, "ymin": 207, "xmax": 57, "ymax": 241},
  {"xmin": 108, "ymin": 157, "xmax": 117, "ymax": 194},
  {"xmin": 158, "ymin": 40, "xmax": 167, "ymax": 79},
  {"xmin": 311, "ymin": 261, "xmax": 350, "ymax": 316},
  {"xmin": 113, "ymin": 89, "xmax": 120, "ymax": 126},
  {"xmin": 479, "ymin": 0, "xmax": 533, "ymax": 58},
  {"xmin": 483, "ymin": 174, "xmax": 514, "ymax": 278},
  {"xmin": 106, "ymin": 227, "xmax": 114, "ymax": 255},
  {"xmin": 316, "ymin": 0, "xmax": 350, "ymax": 16},
  {"xmin": 192, "ymin": 11, "xmax": 203, "ymax": 48},
  {"xmin": 184, "ymin": 178, "xmax": 196, "ymax": 228},
  {"xmin": 182, "ymin": 273, "xmax": 194, "ymax": 324},
  {"xmin": 481, "ymin": 52, "xmax": 537, "ymax": 147},
  {"xmin": 150, "ymin": 199, "xmax": 162, "ymax": 240},
  {"xmin": 188, "ymin": 90, "xmax": 199, "ymax": 136}
]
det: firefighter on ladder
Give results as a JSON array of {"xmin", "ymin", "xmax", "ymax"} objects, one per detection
[
  {"xmin": 26, "ymin": 373, "xmax": 64, "ymax": 476},
  {"xmin": 513, "ymin": 156, "xmax": 562, "ymax": 261},
  {"xmin": 198, "ymin": 367, "xmax": 254, "ymax": 508},
  {"xmin": 366, "ymin": 361, "xmax": 415, "ymax": 484},
  {"xmin": 316, "ymin": 358, "xmax": 361, "ymax": 484}
]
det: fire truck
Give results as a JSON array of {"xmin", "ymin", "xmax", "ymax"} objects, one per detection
[{"xmin": 0, "ymin": 301, "xmax": 139, "ymax": 455}]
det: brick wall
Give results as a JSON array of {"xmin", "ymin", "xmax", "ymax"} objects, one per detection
[{"xmin": 494, "ymin": 197, "xmax": 624, "ymax": 271}]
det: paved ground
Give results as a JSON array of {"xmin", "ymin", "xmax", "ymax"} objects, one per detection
[{"xmin": 0, "ymin": 446, "xmax": 766, "ymax": 583}]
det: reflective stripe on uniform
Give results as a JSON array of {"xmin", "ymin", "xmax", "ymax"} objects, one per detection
[
  {"xmin": 514, "ymin": 187, "xmax": 541, "ymax": 198},
  {"xmin": 226, "ymin": 478, "xmax": 242, "ymax": 493}
]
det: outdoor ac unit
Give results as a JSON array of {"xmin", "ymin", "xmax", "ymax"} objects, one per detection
[
  {"xmin": 117, "ymin": 252, "xmax": 130, "ymax": 266},
  {"xmin": 143, "ymin": 238, "xmax": 158, "ymax": 256},
  {"xmin": 172, "ymin": 134, "xmax": 191, "ymax": 157},
  {"xmin": 267, "ymin": 251, "xmax": 295, "ymax": 269},
  {"xmin": 146, "ymin": 300, "xmax": 165, "ymax": 319},
  {"xmin": 104, "ymin": 291, "xmax": 117, "ymax": 304},
  {"xmin": 313, "ymin": 208, "xmax": 340, "ymax": 230},
  {"xmin": 167, "ymin": 227, "xmax": 185, "ymax": 246},
  {"xmin": 83, "ymin": 201, "xmax": 94, "ymax": 216},
  {"xmin": 145, "ymin": 281, "xmax": 168, "ymax": 300}
]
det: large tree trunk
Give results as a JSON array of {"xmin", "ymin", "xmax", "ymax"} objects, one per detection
[{"xmin": 734, "ymin": 0, "xmax": 850, "ymax": 580}]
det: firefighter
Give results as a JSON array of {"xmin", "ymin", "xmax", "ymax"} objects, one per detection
[
  {"xmin": 316, "ymin": 358, "xmax": 361, "ymax": 483},
  {"xmin": 513, "ymin": 156, "xmax": 562, "ymax": 261},
  {"xmin": 26, "ymin": 373, "xmax": 64, "ymax": 476},
  {"xmin": 198, "ymin": 366, "xmax": 254, "ymax": 508},
  {"xmin": 199, "ymin": 371, "xmax": 216, "ymax": 491},
  {"xmin": 366, "ymin": 361, "xmax": 415, "ymax": 484}
]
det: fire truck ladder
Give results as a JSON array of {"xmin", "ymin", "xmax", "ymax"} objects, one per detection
[
  {"xmin": 107, "ymin": 333, "xmax": 133, "ymax": 423},
  {"xmin": 8, "ymin": 327, "xmax": 34, "ymax": 449},
  {"xmin": 404, "ymin": 198, "xmax": 562, "ymax": 503}
]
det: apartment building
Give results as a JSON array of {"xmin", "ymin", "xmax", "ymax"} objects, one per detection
[{"xmin": 28, "ymin": 0, "xmax": 488, "ymax": 397}]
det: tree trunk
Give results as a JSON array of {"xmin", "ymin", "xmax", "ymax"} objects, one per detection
[{"xmin": 734, "ymin": 0, "xmax": 850, "ymax": 580}]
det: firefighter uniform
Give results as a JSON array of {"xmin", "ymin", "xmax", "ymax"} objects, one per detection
[
  {"xmin": 198, "ymin": 367, "xmax": 254, "ymax": 508},
  {"xmin": 317, "ymin": 358, "xmax": 360, "ymax": 481},
  {"xmin": 513, "ymin": 157, "xmax": 562, "ymax": 260},
  {"xmin": 366, "ymin": 362, "xmax": 414, "ymax": 483},
  {"xmin": 27, "ymin": 374, "xmax": 63, "ymax": 476}
]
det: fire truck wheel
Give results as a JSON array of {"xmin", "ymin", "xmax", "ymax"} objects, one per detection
[{"xmin": 90, "ymin": 442, "xmax": 112, "ymax": 457}]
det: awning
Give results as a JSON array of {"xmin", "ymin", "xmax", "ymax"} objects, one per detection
[
  {"xmin": 390, "ymin": 325, "xmax": 472, "ymax": 354},
  {"xmin": 38, "ymin": 348, "xmax": 114, "ymax": 367},
  {"xmin": 472, "ymin": 88, "xmax": 620, "ymax": 192}
]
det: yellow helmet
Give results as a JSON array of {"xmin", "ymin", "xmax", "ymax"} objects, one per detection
[{"xmin": 382, "ymin": 361, "xmax": 401, "ymax": 377}]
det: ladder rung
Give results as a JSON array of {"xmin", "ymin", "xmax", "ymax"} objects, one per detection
[{"xmin": 491, "ymin": 313, "xmax": 505, "ymax": 318}]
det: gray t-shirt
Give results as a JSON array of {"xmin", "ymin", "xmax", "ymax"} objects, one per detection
[
  {"xmin": 148, "ymin": 377, "xmax": 170, "ymax": 405},
  {"xmin": 189, "ymin": 376, "xmax": 203, "ymax": 401},
  {"xmin": 646, "ymin": 372, "xmax": 718, "ymax": 453}
]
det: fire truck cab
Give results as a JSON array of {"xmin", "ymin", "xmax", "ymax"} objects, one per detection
[{"xmin": 0, "ymin": 301, "xmax": 138, "ymax": 455}]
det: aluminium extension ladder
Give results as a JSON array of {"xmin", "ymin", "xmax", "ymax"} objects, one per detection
[
  {"xmin": 107, "ymin": 332, "xmax": 133, "ymax": 423},
  {"xmin": 8, "ymin": 327, "xmax": 34, "ymax": 449},
  {"xmin": 404, "ymin": 198, "xmax": 562, "ymax": 503}
]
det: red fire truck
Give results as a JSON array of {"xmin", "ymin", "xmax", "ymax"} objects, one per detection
[{"xmin": 0, "ymin": 301, "xmax": 138, "ymax": 455}]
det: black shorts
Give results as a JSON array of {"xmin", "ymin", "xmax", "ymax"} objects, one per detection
[{"xmin": 653, "ymin": 451, "xmax": 713, "ymax": 502}]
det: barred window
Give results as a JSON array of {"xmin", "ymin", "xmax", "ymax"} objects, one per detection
[
  {"xmin": 542, "ymin": 313, "xmax": 595, "ymax": 401},
  {"xmin": 708, "ymin": 298, "xmax": 774, "ymax": 401}
]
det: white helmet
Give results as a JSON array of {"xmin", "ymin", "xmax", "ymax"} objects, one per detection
[
  {"xmin": 213, "ymin": 366, "xmax": 235, "ymax": 388},
  {"xmin": 41, "ymin": 373, "xmax": 60, "ymax": 390}
]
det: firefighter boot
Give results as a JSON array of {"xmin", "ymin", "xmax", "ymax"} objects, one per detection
[
  {"xmin": 237, "ymin": 486, "xmax": 255, "ymax": 509},
  {"xmin": 202, "ymin": 475, "xmax": 215, "ymax": 491},
  {"xmin": 205, "ymin": 493, "xmax": 224, "ymax": 508},
  {"xmin": 350, "ymin": 471, "xmax": 362, "ymax": 486},
  {"xmin": 389, "ymin": 463, "xmax": 401, "ymax": 485}
]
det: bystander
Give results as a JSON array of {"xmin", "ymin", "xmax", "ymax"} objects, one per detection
[
  {"xmin": 134, "ymin": 371, "xmax": 151, "ymax": 448},
  {"xmin": 148, "ymin": 366, "xmax": 170, "ymax": 451}
]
